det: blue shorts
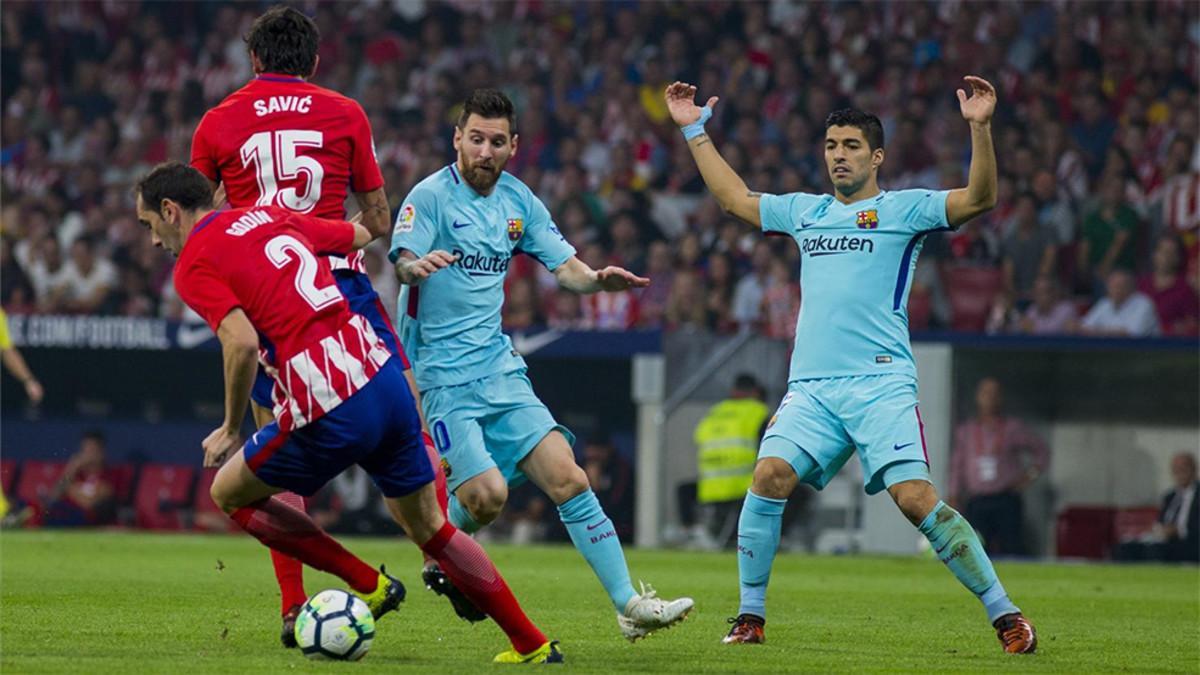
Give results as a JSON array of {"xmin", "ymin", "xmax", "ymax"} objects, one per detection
[
  {"xmin": 252, "ymin": 271, "xmax": 404, "ymax": 409},
  {"xmin": 760, "ymin": 373, "xmax": 929, "ymax": 495},
  {"xmin": 421, "ymin": 370, "xmax": 575, "ymax": 493},
  {"xmin": 243, "ymin": 359, "xmax": 431, "ymax": 498}
]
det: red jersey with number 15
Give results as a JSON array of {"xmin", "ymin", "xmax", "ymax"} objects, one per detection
[
  {"xmin": 174, "ymin": 206, "xmax": 391, "ymax": 432},
  {"xmin": 190, "ymin": 74, "xmax": 383, "ymax": 271}
]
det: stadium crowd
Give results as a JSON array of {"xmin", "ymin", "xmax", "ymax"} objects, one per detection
[{"xmin": 1, "ymin": 1, "xmax": 1197, "ymax": 337}]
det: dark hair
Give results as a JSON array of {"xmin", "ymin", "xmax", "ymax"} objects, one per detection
[
  {"xmin": 733, "ymin": 373, "xmax": 761, "ymax": 392},
  {"xmin": 245, "ymin": 6, "xmax": 320, "ymax": 77},
  {"xmin": 825, "ymin": 108, "xmax": 885, "ymax": 150},
  {"xmin": 457, "ymin": 88, "xmax": 516, "ymax": 132},
  {"xmin": 135, "ymin": 161, "xmax": 214, "ymax": 215},
  {"xmin": 82, "ymin": 430, "xmax": 106, "ymax": 446}
]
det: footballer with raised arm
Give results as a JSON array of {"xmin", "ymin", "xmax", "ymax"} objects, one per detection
[{"xmin": 664, "ymin": 77, "xmax": 1037, "ymax": 654}]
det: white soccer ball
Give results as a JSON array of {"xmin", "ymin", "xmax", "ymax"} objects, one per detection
[{"xmin": 294, "ymin": 589, "xmax": 375, "ymax": 661}]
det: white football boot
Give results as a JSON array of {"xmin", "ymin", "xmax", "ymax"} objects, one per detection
[{"xmin": 616, "ymin": 582, "xmax": 694, "ymax": 642}]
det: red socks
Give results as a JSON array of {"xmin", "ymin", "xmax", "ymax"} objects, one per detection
[
  {"xmin": 231, "ymin": 494, "xmax": 378, "ymax": 595},
  {"xmin": 420, "ymin": 522, "xmax": 546, "ymax": 654},
  {"xmin": 421, "ymin": 432, "xmax": 449, "ymax": 566},
  {"xmin": 269, "ymin": 492, "xmax": 309, "ymax": 613},
  {"xmin": 424, "ymin": 432, "xmax": 449, "ymax": 516}
]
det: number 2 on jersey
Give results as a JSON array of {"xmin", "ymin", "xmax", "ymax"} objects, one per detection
[
  {"xmin": 265, "ymin": 235, "xmax": 342, "ymax": 311},
  {"xmin": 241, "ymin": 130, "xmax": 324, "ymax": 213}
]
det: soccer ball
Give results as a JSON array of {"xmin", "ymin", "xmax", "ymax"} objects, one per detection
[{"xmin": 294, "ymin": 589, "xmax": 375, "ymax": 661}]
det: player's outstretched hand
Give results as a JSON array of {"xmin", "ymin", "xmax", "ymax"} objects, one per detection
[
  {"xmin": 202, "ymin": 426, "xmax": 243, "ymax": 468},
  {"xmin": 957, "ymin": 76, "xmax": 997, "ymax": 125},
  {"xmin": 596, "ymin": 266, "xmax": 650, "ymax": 292},
  {"xmin": 664, "ymin": 82, "xmax": 719, "ymax": 128},
  {"xmin": 406, "ymin": 250, "xmax": 459, "ymax": 285}
]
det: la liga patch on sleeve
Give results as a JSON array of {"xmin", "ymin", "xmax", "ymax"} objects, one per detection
[{"xmin": 395, "ymin": 204, "xmax": 416, "ymax": 233}]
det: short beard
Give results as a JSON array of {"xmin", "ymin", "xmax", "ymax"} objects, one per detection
[
  {"xmin": 832, "ymin": 173, "xmax": 867, "ymax": 198},
  {"xmin": 461, "ymin": 162, "xmax": 502, "ymax": 193}
]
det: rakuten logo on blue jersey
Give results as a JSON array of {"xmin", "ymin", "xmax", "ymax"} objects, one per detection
[
  {"xmin": 800, "ymin": 234, "xmax": 876, "ymax": 257},
  {"xmin": 452, "ymin": 248, "xmax": 511, "ymax": 276}
]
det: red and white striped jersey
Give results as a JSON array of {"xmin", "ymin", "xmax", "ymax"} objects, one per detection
[
  {"xmin": 1155, "ymin": 172, "xmax": 1200, "ymax": 263},
  {"xmin": 174, "ymin": 206, "xmax": 391, "ymax": 431}
]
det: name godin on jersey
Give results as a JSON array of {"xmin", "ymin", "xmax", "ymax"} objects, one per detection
[
  {"xmin": 225, "ymin": 209, "xmax": 274, "ymax": 236},
  {"xmin": 800, "ymin": 233, "xmax": 876, "ymax": 257},
  {"xmin": 253, "ymin": 95, "xmax": 313, "ymax": 117},
  {"xmin": 452, "ymin": 248, "xmax": 511, "ymax": 277}
]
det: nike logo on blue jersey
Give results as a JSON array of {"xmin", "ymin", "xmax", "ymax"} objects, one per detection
[
  {"xmin": 452, "ymin": 221, "xmax": 472, "ymax": 229},
  {"xmin": 893, "ymin": 442, "xmax": 915, "ymax": 451},
  {"xmin": 800, "ymin": 221, "xmax": 815, "ymax": 229}
]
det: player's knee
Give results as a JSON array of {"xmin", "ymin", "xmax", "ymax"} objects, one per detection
[
  {"xmin": 751, "ymin": 458, "xmax": 797, "ymax": 499},
  {"xmin": 889, "ymin": 480, "xmax": 938, "ymax": 525},
  {"xmin": 544, "ymin": 464, "xmax": 590, "ymax": 505},
  {"xmin": 462, "ymin": 483, "xmax": 508, "ymax": 525},
  {"xmin": 209, "ymin": 481, "xmax": 237, "ymax": 514}
]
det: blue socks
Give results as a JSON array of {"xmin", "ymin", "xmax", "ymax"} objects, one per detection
[
  {"xmin": 919, "ymin": 501, "xmax": 1020, "ymax": 623},
  {"xmin": 447, "ymin": 494, "xmax": 481, "ymax": 534},
  {"xmin": 558, "ymin": 489, "xmax": 637, "ymax": 611},
  {"xmin": 736, "ymin": 491, "xmax": 787, "ymax": 620}
]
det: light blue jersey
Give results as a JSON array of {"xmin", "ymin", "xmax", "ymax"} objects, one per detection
[
  {"xmin": 759, "ymin": 189, "xmax": 952, "ymax": 381},
  {"xmin": 388, "ymin": 165, "xmax": 576, "ymax": 391}
]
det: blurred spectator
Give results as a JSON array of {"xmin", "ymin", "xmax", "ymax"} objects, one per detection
[
  {"xmin": 761, "ymin": 257, "xmax": 800, "ymax": 340},
  {"xmin": 1138, "ymin": 237, "xmax": 1200, "ymax": 337},
  {"xmin": 1113, "ymin": 453, "xmax": 1200, "ymax": 564},
  {"xmin": 949, "ymin": 377, "xmax": 1049, "ymax": 556},
  {"xmin": 1079, "ymin": 269, "xmax": 1160, "ymax": 337},
  {"xmin": 690, "ymin": 374, "xmax": 768, "ymax": 549},
  {"xmin": 664, "ymin": 269, "xmax": 706, "ymax": 331},
  {"xmin": 22, "ymin": 431, "xmax": 116, "ymax": 527},
  {"xmin": 1015, "ymin": 276, "xmax": 1078, "ymax": 336},
  {"xmin": 704, "ymin": 252, "xmax": 736, "ymax": 333},
  {"xmin": 1031, "ymin": 169, "xmax": 1075, "ymax": 245},
  {"xmin": 1000, "ymin": 192, "xmax": 1057, "ymax": 305},
  {"xmin": 634, "ymin": 241, "xmax": 674, "ymax": 329},
  {"xmin": 1078, "ymin": 175, "xmax": 1140, "ymax": 290},
  {"xmin": 1150, "ymin": 135, "xmax": 1199, "ymax": 268},
  {"xmin": 59, "ymin": 236, "xmax": 116, "ymax": 314},
  {"xmin": 732, "ymin": 241, "xmax": 773, "ymax": 330}
]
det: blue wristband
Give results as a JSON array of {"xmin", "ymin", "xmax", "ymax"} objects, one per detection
[{"xmin": 681, "ymin": 105, "xmax": 713, "ymax": 141}]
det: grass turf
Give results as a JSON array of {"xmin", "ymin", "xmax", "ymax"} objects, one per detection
[{"xmin": 1, "ymin": 530, "xmax": 1197, "ymax": 673}]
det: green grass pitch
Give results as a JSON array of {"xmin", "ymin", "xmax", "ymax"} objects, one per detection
[{"xmin": 2, "ymin": 530, "xmax": 1197, "ymax": 672}]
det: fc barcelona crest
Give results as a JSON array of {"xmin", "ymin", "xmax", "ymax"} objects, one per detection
[
  {"xmin": 856, "ymin": 209, "xmax": 879, "ymax": 229},
  {"xmin": 507, "ymin": 218, "xmax": 524, "ymax": 241}
]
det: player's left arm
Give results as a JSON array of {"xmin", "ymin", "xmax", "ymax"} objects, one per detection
[
  {"xmin": 944, "ymin": 76, "xmax": 998, "ymax": 228},
  {"xmin": 203, "ymin": 308, "xmax": 258, "ymax": 467},
  {"xmin": 553, "ymin": 256, "xmax": 650, "ymax": 294}
]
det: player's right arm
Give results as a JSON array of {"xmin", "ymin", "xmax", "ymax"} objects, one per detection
[
  {"xmin": 175, "ymin": 258, "xmax": 255, "ymax": 467},
  {"xmin": 664, "ymin": 82, "xmax": 761, "ymax": 227},
  {"xmin": 388, "ymin": 186, "xmax": 458, "ymax": 285},
  {"xmin": 205, "ymin": 308, "xmax": 258, "ymax": 467}
]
